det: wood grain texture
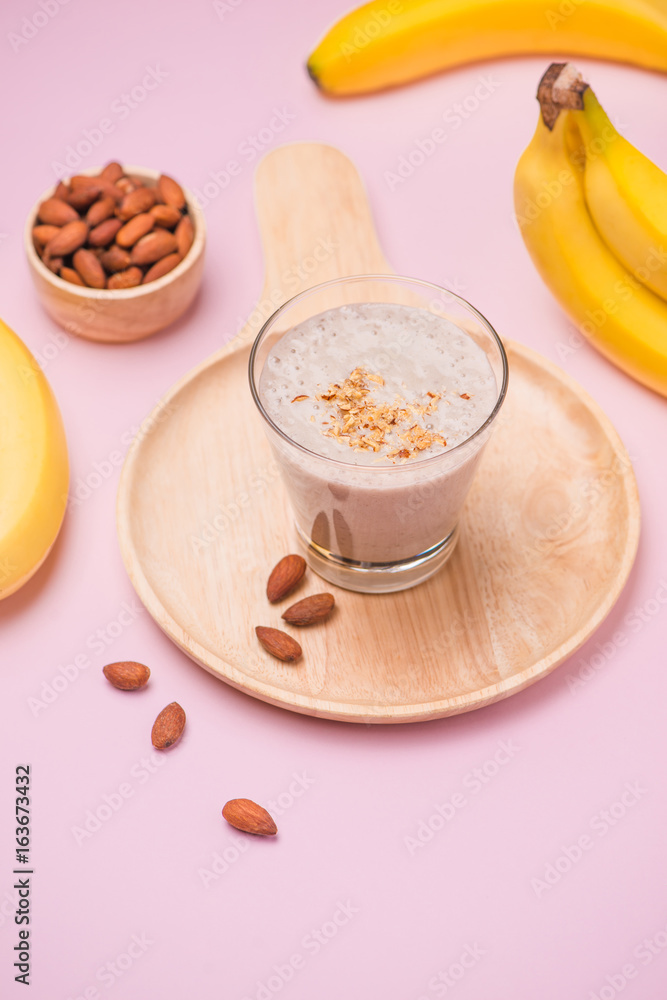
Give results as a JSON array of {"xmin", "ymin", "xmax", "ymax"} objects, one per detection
[
  {"xmin": 116, "ymin": 142, "xmax": 640, "ymax": 723},
  {"xmin": 24, "ymin": 167, "xmax": 206, "ymax": 343}
]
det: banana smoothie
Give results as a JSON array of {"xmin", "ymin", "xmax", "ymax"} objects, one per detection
[{"xmin": 256, "ymin": 301, "xmax": 500, "ymax": 581}]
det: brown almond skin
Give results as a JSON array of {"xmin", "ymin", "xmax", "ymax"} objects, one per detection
[
  {"xmin": 255, "ymin": 626, "xmax": 302, "ymax": 662},
  {"xmin": 114, "ymin": 176, "xmax": 137, "ymax": 196},
  {"xmin": 70, "ymin": 174, "xmax": 102, "ymax": 190},
  {"xmin": 107, "ymin": 267, "xmax": 143, "ymax": 289},
  {"xmin": 66, "ymin": 186, "xmax": 101, "ymax": 212},
  {"xmin": 130, "ymin": 229, "xmax": 178, "ymax": 266},
  {"xmin": 86, "ymin": 195, "xmax": 116, "ymax": 227},
  {"xmin": 282, "ymin": 593, "xmax": 335, "ymax": 626},
  {"xmin": 60, "ymin": 266, "xmax": 85, "ymax": 286},
  {"xmin": 37, "ymin": 197, "xmax": 79, "ymax": 226},
  {"xmin": 116, "ymin": 212, "xmax": 154, "ymax": 248},
  {"xmin": 54, "ymin": 181, "xmax": 70, "ymax": 200},
  {"xmin": 44, "ymin": 256, "xmax": 63, "ymax": 274},
  {"xmin": 100, "ymin": 244, "xmax": 132, "ymax": 273},
  {"xmin": 266, "ymin": 554, "xmax": 306, "ymax": 603},
  {"xmin": 222, "ymin": 799, "xmax": 277, "ymax": 836},
  {"xmin": 157, "ymin": 173, "xmax": 186, "ymax": 210},
  {"xmin": 117, "ymin": 186, "xmax": 157, "ymax": 221},
  {"xmin": 151, "ymin": 702, "xmax": 186, "ymax": 749},
  {"xmin": 142, "ymin": 252, "xmax": 181, "ymax": 284},
  {"xmin": 103, "ymin": 660, "xmax": 151, "ymax": 690},
  {"xmin": 32, "ymin": 224, "xmax": 60, "ymax": 248},
  {"xmin": 100, "ymin": 161, "xmax": 124, "ymax": 184},
  {"xmin": 175, "ymin": 215, "xmax": 194, "ymax": 258},
  {"xmin": 88, "ymin": 217, "xmax": 122, "ymax": 248},
  {"xmin": 150, "ymin": 204, "xmax": 182, "ymax": 228},
  {"xmin": 73, "ymin": 248, "xmax": 106, "ymax": 289},
  {"xmin": 44, "ymin": 219, "xmax": 88, "ymax": 257}
]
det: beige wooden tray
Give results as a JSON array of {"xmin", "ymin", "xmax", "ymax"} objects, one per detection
[{"xmin": 116, "ymin": 142, "xmax": 640, "ymax": 723}]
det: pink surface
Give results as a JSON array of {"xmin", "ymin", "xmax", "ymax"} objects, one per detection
[{"xmin": 2, "ymin": 2, "xmax": 667, "ymax": 997}]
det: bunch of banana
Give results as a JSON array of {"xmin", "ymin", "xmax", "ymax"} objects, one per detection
[
  {"xmin": 307, "ymin": 0, "xmax": 667, "ymax": 96},
  {"xmin": 0, "ymin": 318, "xmax": 69, "ymax": 599},
  {"xmin": 514, "ymin": 63, "xmax": 667, "ymax": 397}
]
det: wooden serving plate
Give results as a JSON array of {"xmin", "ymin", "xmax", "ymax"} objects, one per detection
[{"xmin": 117, "ymin": 142, "xmax": 640, "ymax": 723}]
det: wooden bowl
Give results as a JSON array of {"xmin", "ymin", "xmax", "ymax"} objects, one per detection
[{"xmin": 24, "ymin": 166, "xmax": 206, "ymax": 343}]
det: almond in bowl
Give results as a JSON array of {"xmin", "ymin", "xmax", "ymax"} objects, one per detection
[{"xmin": 25, "ymin": 162, "xmax": 206, "ymax": 343}]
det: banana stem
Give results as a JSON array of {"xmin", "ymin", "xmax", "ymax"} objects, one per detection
[{"xmin": 537, "ymin": 63, "xmax": 589, "ymax": 130}]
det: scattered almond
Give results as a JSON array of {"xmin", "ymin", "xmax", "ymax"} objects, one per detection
[
  {"xmin": 222, "ymin": 798, "xmax": 277, "ymax": 836},
  {"xmin": 266, "ymin": 554, "xmax": 306, "ymax": 603},
  {"xmin": 255, "ymin": 626, "xmax": 302, "ymax": 662},
  {"xmin": 103, "ymin": 660, "xmax": 151, "ymax": 690},
  {"xmin": 151, "ymin": 701, "xmax": 186, "ymax": 749},
  {"xmin": 282, "ymin": 593, "xmax": 335, "ymax": 626}
]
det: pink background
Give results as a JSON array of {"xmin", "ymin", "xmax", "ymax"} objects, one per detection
[{"xmin": 2, "ymin": 1, "xmax": 667, "ymax": 997}]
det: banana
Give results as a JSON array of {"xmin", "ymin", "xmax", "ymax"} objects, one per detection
[
  {"xmin": 0, "ymin": 318, "xmax": 69, "ymax": 599},
  {"xmin": 307, "ymin": 0, "xmax": 667, "ymax": 96},
  {"xmin": 575, "ymin": 87, "xmax": 667, "ymax": 300},
  {"xmin": 513, "ymin": 64, "xmax": 667, "ymax": 397}
]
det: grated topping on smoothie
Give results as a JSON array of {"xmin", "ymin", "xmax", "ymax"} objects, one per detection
[{"xmin": 292, "ymin": 367, "xmax": 450, "ymax": 462}]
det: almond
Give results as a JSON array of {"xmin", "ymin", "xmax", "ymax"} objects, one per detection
[
  {"xmin": 44, "ymin": 219, "xmax": 88, "ymax": 257},
  {"xmin": 66, "ymin": 186, "xmax": 101, "ymax": 212},
  {"xmin": 103, "ymin": 660, "xmax": 151, "ymax": 690},
  {"xmin": 73, "ymin": 248, "xmax": 106, "ymax": 288},
  {"xmin": 44, "ymin": 256, "xmax": 63, "ymax": 274},
  {"xmin": 37, "ymin": 197, "xmax": 79, "ymax": 226},
  {"xmin": 266, "ymin": 554, "xmax": 306, "ymax": 603},
  {"xmin": 150, "ymin": 204, "xmax": 182, "ymax": 228},
  {"xmin": 100, "ymin": 244, "xmax": 132, "ymax": 273},
  {"xmin": 86, "ymin": 195, "xmax": 116, "ymax": 227},
  {"xmin": 32, "ymin": 224, "xmax": 60, "ymax": 248},
  {"xmin": 255, "ymin": 626, "xmax": 302, "ymax": 662},
  {"xmin": 130, "ymin": 229, "xmax": 178, "ymax": 266},
  {"xmin": 142, "ymin": 252, "xmax": 181, "ymax": 284},
  {"xmin": 114, "ymin": 176, "xmax": 138, "ymax": 196},
  {"xmin": 70, "ymin": 174, "xmax": 103, "ymax": 190},
  {"xmin": 117, "ymin": 186, "xmax": 157, "ymax": 221},
  {"xmin": 107, "ymin": 266, "xmax": 143, "ymax": 289},
  {"xmin": 54, "ymin": 181, "xmax": 70, "ymax": 200},
  {"xmin": 88, "ymin": 217, "xmax": 122, "ymax": 248},
  {"xmin": 281, "ymin": 593, "xmax": 335, "ymax": 626},
  {"xmin": 222, "ymin": 799, "xmax": 277, "ymax": 836},
  {"xmin": 100, "ymin": 161, "xmax": 124, "ymax": 184},
  {"xmin": 151, "ymin": 701, "xmax": 186, "ymax": 749},
  {"xmin": 175, "ymin": 214, "xmax": 194, "ymax": 258},
  {"xmin": 60, "ymin": 266, "xmax": 85, "ymax": 286},
  {"xmin": 116, "ymin": 212, "xmax": 154, "ymax": 248},
  {"xmin": 157, "ymin": 173, "xmax": 185, "ymax": 210}
]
